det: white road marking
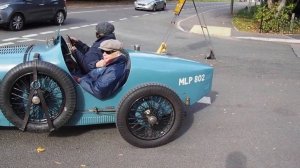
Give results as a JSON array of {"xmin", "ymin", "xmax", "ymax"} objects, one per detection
[
  {"xmin": 0, "ymin": 42, "xmax": 14, "ymax": 46},
  {"xmin": 60, "ymin": 28, "xmax": 68, "ymax": 31},
  {"xmin": 80, "ymin": 25, "xmax": 90, "ymax": 27},
  {"xmin": 119, "ymin": 18, "xmax": 128, "ymax": 21},
  {"xmin": 17, "ymin": 39, "xmax": 35, "ymax": 42},
  {"xmin": 2, "ymin": 37, "xmax": 19, "ymax": 42},
  {"xmin": 22, "ymin": 34, "xmax": 38, "ymax": 38},
  {"xmin": 68, "ymin": 9, "xmax": 107, "ymax": 14},
  {"xmin": 70, "ymin": 26, "xmax": 81, "ymax": 29},
  {"xmin": 40, "ymin": 31, "xmax": 54, "ymax": 35},
  {"xmin": 236, "ymin": 37, "xmax": 300, "ymax": 43}
]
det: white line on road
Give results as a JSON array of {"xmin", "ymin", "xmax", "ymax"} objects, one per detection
[
  {"xmin": 17, "ymin": 39, "xmax": 35, "ymax": 42},
  {"xmin": 40, "ymin": 31, "xmax": 54, "ymax": 35},
  {"xmin": 2, "ymin": 37, "xmax": 19, "ymax": 42},
  {"xmin": 236, "ymin": 37, "xmax": 300, "ymax": 43},
  {"xmin": 22, "ymin": 34, "xmax": 38, "ymax": 38},
  {"xmin": 0, "ymin": 42, "xmax": 14, "ymax": 46},
  {"xmin": 119, "ymin": 18, "xmax": 128, "ymax": 21},
  {"xmin": 70, "ymin": 27, "xmax": 81, "ymax": 29},
  {"xmin": 60, "ymin": 28, "xmax": 68, "ymax": 31},
  {"xmin": 68, "ymin": 9, "xmax": 107, "ymax": 14},
  {"xmin": 80, "ymin": 25, "xmax": 91, "ymax": 28}
]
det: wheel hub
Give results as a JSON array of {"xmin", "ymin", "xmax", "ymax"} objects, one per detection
[
  {"xmin": 147, "ymin": 116, "xmax": 158, "ymax": 125},
  {"xmin": 32, "ymin": 95, "xmax": 40, "ymax": 104},
  {"xmin": 144, "ymin": 109, "xmax": 157, "ymax": 125}
]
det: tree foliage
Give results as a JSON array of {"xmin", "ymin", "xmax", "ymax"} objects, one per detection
[{"xmin": 255, "ymin": 2, "xmax": 296, "ymax": 32}]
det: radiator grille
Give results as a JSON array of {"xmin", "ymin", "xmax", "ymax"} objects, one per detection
[{"xmin": 0, "ymin": 45, "xmax": 28, "ymax": 55}]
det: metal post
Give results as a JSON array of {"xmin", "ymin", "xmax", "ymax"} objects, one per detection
[{"xmin": 192, "ymin": 0, "xmax": 215, "ymax": 59}]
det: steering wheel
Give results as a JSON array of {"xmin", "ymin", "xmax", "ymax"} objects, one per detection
[{"xmin": 62, "ymin": 35, "xmax": 78, "ymax": 72}]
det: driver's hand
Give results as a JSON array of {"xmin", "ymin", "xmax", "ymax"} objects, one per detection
[
  {"xmin": 71, "ymin": 46, "xmax": 77, "ymax": 52},
  {"xmin": 96, "ymin": 59, "xmax": 106, "ymax": 68},
  {"xmin": 69, "ymin": 37, "xmax": 78, "ymax": 45}
]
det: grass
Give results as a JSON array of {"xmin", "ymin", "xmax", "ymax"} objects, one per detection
[{"xmin": 232, "ymin": 6, "xmax": 261, "ymax": 32}]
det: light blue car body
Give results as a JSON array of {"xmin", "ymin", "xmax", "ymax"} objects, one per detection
[{"xmin": 0, "ymin": 36, "xmax": 213, "ymax": 127}]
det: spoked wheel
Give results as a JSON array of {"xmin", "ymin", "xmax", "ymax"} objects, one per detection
[
  {"xmin": 117, "ymin": 84, "xmax": 185, "ymax": 148},
  {"xmin": 9, "ymin": 13, "xmax": 24, "ymax": 31},
  {"xmin": 53, "ymin": 11, "xmax": 65, "ymax": 25},
  {"xmin": 0, "ymin": 61, "xmax": 76, "ymax": 132}
]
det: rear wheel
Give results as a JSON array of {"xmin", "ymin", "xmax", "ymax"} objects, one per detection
[
  {"xmin": 0, "ymin": 61, "xmax": 76, "ymax": 132},
  {"xmin": 117, "ymin": 84, "xmax": 185, "ymax": 148},
  {"xmin": 9, "ymin": 13, "xmax": 24, "ymax": 31}
]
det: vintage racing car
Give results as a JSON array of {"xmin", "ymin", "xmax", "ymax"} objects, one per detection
[{"xmin": 0, "ymin": 31, "xmax": 213, "ymax": 148}]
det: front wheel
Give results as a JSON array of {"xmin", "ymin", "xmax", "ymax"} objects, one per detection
[
  {"xmin": 117, "ymin": 84, "xmax": 185, "ymax": 148},
  {"xmin": 0, "ymin": 61, "xmax": 76, "ymax": 132}
]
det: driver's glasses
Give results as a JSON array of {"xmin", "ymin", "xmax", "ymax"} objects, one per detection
[{"xmin": 101, "ymin": 50, "xmax": 116, "ymax": 55}]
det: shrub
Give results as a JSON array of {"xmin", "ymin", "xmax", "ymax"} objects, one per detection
[{"xmin": 254, "ymin": 3, "xmax": 296, "ymax": 33}]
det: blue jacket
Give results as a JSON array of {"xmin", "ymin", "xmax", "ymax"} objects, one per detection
[
  {"xmin": 79, "ymin": 54, "xmax": 127, "ymax": 99},
  {"xmin": 73, "ymin": 33, "xmax": 116, "ymax": 74}
]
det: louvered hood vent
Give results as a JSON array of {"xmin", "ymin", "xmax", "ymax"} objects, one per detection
[{"xmin": 0, "ymin": 45, "xmax": 28, "ymax": 55}]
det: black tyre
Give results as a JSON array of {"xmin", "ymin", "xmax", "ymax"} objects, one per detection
[
  {"xmin": 9, "ymin": 13, "xmax": 24, "ymax": 31},
  {"xmin": 0, "ymin": 61, "xmax": 76, "ymax": 132},
  {"xmin": 53, "ymin": 11, "xmax": 65, "ymax": 25},
  {"xmin": 162, "ymin": 3, "xmax": 166, "ymax": 10},
  {"xmin": 153, "ymin": 4, "xmax": 157, "ymax": 12},
  {"xmin": 117, "ymin": 84, "xmax": 184, "ymax": 148}
]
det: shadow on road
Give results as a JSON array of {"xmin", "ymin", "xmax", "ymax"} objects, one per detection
[
  {"xmin": 177, "ymin": 90, "xmax": 218, "ymax": 138},
  {"xmin": 49, "ymin": 123, "xmax": 116, "ymax": 137}
]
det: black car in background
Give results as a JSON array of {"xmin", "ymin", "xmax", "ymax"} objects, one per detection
[{"xmin": 0, "ymin": 0, "xmax": 67, "ymax": 31}]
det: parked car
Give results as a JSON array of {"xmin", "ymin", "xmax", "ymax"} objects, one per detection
[
  {"xmin": 0, "ymin": 0, "xmax": 67, "ymax": 31},
  {"xmin": 134, "ymin": 0, "xmax": 166, "ymax": 11},
  {"xmin": 0, "ymin": 31, "xmax": 213, "ymax": 148}
]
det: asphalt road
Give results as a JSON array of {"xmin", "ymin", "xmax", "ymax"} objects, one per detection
[{"xmin": 0, "ymin": 2, "xmax": 299, "ymax": 168}]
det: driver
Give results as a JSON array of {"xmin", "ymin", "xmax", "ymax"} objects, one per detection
[
  {"xmin": 75, "ymin": 39, "xmax": 127, "ymax": 99},
  {"xmin": 69, "ymin": 22, "xmax": 116, "ymax": 75}
]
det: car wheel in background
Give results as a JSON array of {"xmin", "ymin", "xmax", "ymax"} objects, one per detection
[
  {"xmin": 53, "ymin": 11, "xmax": 65, "ymax": 25},
  {"xmin": 0, "ymin": 61, "xmax": 76, "ymax": 132},
  {"xmin": 9, "ymin": 13, "xmax": 24, "ymax": 31},
  {"xmin": 117, "ymin": 83, "xmax": 185, "ymax": 148},
  {"xmin": 153, "ymin": 4, "xmax": 157, "ymax": 12},
  {"xmin": 162, "ymin": 3, "xmax": 166, "ymax": 10}
]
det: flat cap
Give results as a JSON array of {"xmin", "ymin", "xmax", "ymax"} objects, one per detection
[{"xmin": 99, "ymin": 39, "xmax": 123, "ymax": 51}]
